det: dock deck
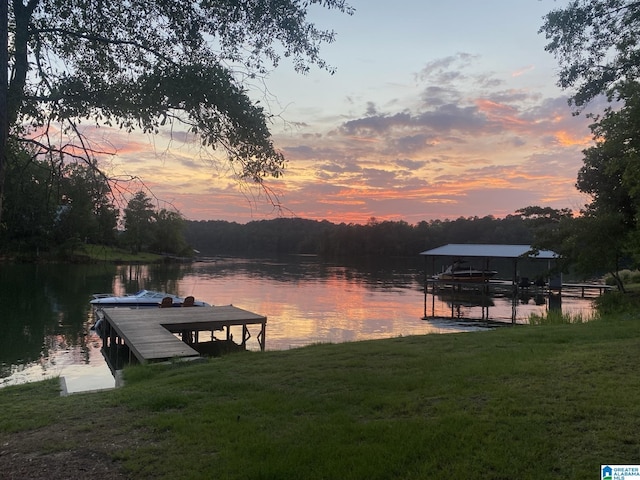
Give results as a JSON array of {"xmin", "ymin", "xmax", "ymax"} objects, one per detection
[{"xmin": 99, "ymin": 305, "xmax": 267, "ymax": 364}]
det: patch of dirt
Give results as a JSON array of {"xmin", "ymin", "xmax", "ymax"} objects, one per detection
[
  {"xmin": 0, "ymin": 409, "xmax": 138, "ymax": 479},
  {"xmin": 0, "ymin": 445, "xmax": 128, "ymax": 479}
]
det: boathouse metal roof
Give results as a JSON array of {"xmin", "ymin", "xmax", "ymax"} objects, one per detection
[{"xmin": 419, "ymin": 244, "xmax": 558, "ymax": 259}]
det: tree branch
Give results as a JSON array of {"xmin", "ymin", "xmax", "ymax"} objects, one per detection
[{"xmin": 32, "ymin": 27, "xmax": 173, "ymax": 63}]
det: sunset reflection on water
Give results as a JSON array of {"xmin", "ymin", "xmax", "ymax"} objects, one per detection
[
  {"xmin": 178, "ymin": 258, "xmax": 530, "ymax": 351},
  {"xmin": 177, "ymin": 257, "xmax": 598, "ymax": 352},
  {"xmin": 1, "ymin": 258, "xmax": 598, "ymax": 391}
]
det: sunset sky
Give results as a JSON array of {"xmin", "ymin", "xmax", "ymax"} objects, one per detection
[{"xmin": 100, "ymin": 0, "xmax": 598, "ymax": 225}]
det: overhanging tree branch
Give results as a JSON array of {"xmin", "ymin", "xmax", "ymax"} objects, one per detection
[{"xmin": 0, "ymin": 0, "xmax": 353, "ymax": 223}]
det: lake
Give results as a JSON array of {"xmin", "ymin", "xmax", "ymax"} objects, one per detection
[{"xmin": 0, "ymin": 256, "xmax": 598, "ymax": 393}]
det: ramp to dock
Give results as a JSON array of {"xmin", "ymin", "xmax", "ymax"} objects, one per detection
[{"xmin": 100, "ymin": 305, "xmax": 267, "ymax": 363}]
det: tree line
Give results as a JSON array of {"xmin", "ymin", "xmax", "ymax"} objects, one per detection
[{"xmin": 184, "ymin": 214, "xmax": 535, "ymax": 258}]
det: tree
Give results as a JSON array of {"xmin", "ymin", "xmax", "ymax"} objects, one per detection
[
  {"xmin": 151, "ymin": 209, "xmax": 188, "ymax": 255},
  {"xmin": 563, "ymin": 213, "xmax": 630, "ymax": 291},
  {"xmin": 576, "ymin": 85, "xmax": 640, "ymax": 228},
  {"xmin": 1, "ymin": 140, "xmax": 119, "ymax": 254},
  {"xmin": 0, "ymin": 0, "xmax": 7, "ymax": 226},
  {"xmin": 573, "ymin": 82, "xmax": 640, "ymax": 280},
  {"xmin": 1, "ymin": 143, "xmax": 58, "ymax": 251},
  {"xmin": 515, "ymin": 206, "xmax": 574, "ymax": 244},
  {"xmin": 541, "ymin": 1, "xmax": 640, "ymax": 284},
  {"xmin": 54, "ymin": 162, "xmax": 118, "ymax": 247},
  {"xmin": 541, "ymin": 0, "xmax": 640, "ymax": 107},
  {"xmin": 1, "ymin": 0, "xmax": 354, "ymax": 224},
  {"xmin": 123, "ymin": 191, "xmax": 155, "ymax": 254}
]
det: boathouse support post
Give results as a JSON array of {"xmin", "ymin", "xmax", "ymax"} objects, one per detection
[
  {"xmin": 423, "ymin": 255, "xmax": 429, "ymax": 319},
  {"xmin": 511, "ymin": 258, "xmax": 519, "ymax": 323},
  {"xmin": 431, "ymin": 280, "xmax": 435, "ymax": 319},
  {"xmin": 242, "ymin": 324, "xmax": 250, "ymax": 347},
  {"xmin": 257, "ymin": 321, "xmax": 266, "ymax": 351}
]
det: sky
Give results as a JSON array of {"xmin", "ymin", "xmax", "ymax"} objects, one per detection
[{"xmin": 99, "ymin": 0, "xmax": 598, "ymax": 225}]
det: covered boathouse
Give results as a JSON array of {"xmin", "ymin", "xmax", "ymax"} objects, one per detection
[{"xmin": 420, "ymin": 243, "xmax": 560, "ymax": 322}]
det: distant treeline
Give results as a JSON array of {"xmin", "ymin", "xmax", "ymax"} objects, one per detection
[{"xmin": 184, "ymin": 215, "xmax": 534, "ymax": 258}]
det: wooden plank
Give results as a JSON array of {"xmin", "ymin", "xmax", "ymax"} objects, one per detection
[
  {"xmin": 103, "ymin": 310, "xmax": 199, "ymax": 363},
  {"xmin": 100, "ymin": 305, "xmax": 267, "ymax": 363}
]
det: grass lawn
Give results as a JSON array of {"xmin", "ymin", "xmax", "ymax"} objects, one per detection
[
  {"xmin": 78, "ymin": 244, "xmax": 165, "ymax": 263},
  {"xmin": 2, "ymin": 309, "xmax": 640, "ymax": 478}
]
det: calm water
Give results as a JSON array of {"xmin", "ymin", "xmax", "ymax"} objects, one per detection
[{"xmin": 0, "ymin": 256, "xmax": 597, "ymax": 392}]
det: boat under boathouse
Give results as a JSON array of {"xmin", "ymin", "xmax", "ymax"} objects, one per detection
[
  {"xmin": 420, "ymin": 243, "xmax": 561, "ymax": 322},
  {"xmin": 421, "ymin": 244, "xmax": 560, "ymax": 284}
]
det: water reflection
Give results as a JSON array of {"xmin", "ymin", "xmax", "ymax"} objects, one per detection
[
  {"xmin": 425, "ymin": 281, "xmax": 593, "ymax": 323},
  {"xmin": 179, "ymin": 257, "xmax": 435, "ymax": 350},
  {"xmin": 0, "ymin": 263, "xmax": 117, "ymax": 391},
  {"xmin": 0, "ymin": 256, "xmax": 597, "ymax": 390}
]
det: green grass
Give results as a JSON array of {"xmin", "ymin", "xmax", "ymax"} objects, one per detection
[
  {"xmin": 3, "ymin": 311, "xmax": 640, "ymax": 478},
  {"xmin": 79, "ymin": 244, "xmax": 165, "ymax": 263},
  {"xmin": 4, "ymin": 243, "xmax": 165, "ymax": 263},
  {"xmin": 604, "ymin": 269, "xmax": 640, "ymax": 286},
  {"xmin": 528, "ymin": 309, "xmax": 597, "ymax": 325}
]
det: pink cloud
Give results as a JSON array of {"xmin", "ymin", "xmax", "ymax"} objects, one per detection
[{"xmin": 95, "ymin": 54, "xmax": 595, "ymax": 225}]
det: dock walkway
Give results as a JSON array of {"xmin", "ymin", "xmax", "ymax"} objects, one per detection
[{"xmin": 99, "ymin": 305, "xmax": 267, "ymax": 364}]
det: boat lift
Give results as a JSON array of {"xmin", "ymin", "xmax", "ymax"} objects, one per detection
[{"xmin": 420, "ymin": 244, "xmax": 560, "ymax": 323}]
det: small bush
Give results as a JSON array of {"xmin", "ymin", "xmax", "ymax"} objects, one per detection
[
  {"xmin": 603, "ymin": 269, "xmax": 640, "ymax": 286},
  {"xmin": 594, "ymin": 291, "xmax": 640, "ymax": 315},
  {"xmin": 528, "ymin": 310, "xmax": 593, "ymax": 325}
]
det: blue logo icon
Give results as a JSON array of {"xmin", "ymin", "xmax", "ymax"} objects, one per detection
[{"xmin": 602, "ymin": 465, "xmax": 613, "ymax": 480}]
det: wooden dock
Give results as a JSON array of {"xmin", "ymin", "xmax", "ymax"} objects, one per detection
[
  {"xmin": 99, "ymin": 305, "xmax": 267, "ymax": 364},
  {"xmin": 423, "ymin": 278, "xmax": 612, "ymax": 323},
  {"xmin": 426, "ymin": 278, "xmax": 613, "ymax": 298}
]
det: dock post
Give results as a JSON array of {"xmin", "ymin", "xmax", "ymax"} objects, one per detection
[
  {"xmin": 101, "ymin": 321, "xmax": 108, "ymax": 349},
  {"xmin": 109, "ymin": 326, "xmax": 117, "ymax": 349},
  {"xmin": 257, "ymin": 320, "xmax": 266, "ymax": 351},
  {"xmin": 242, "ymin": 324, "xmax": 249, "ymax": 347}
]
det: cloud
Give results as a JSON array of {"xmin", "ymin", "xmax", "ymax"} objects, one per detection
[
  {"xmin": 395, "ymin": 159, "xmax": 429, "ymax": 170},
  {"xmin": 339, "ymin": 104, "xmax": 489, "ymax": 138},
  {"xmin": 421, "ymin": 85, "xmax": 461, "ymax": 107},
  {"xmin": 416, "ymin": 52, "xmax": 480, "ymax": 84},
  {"xmin": 512, "ymin": 65, "xmax": 535, "ymax": 77},
  {"xmin": 103, "ymin": 51, "xmax": 593, "ymax": 225}
]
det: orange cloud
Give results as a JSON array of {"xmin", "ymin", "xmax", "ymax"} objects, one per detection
[
  {"xmin": 475, "ymin": 99, "xmax": 529, "ymax": 130},
  {"xmin": 554, "ymin": 130, "xmax": 592, "ymax": 147},
  {"xmin": 512, "ymin": 65, "xmax": 534, "ymax": 77}
]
